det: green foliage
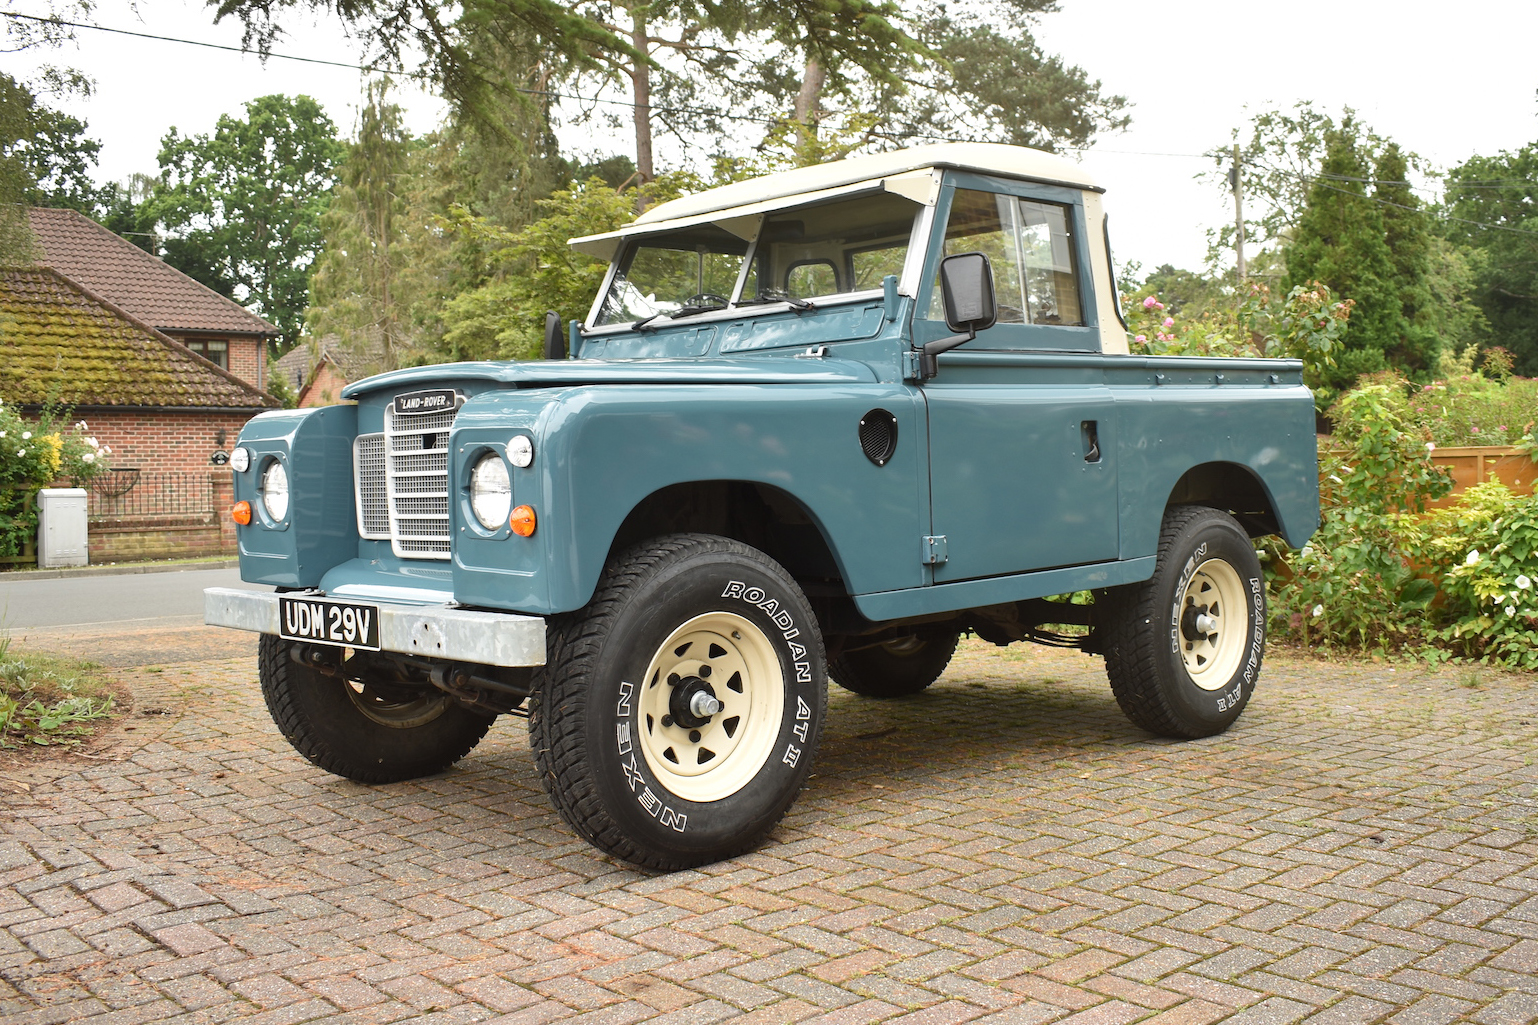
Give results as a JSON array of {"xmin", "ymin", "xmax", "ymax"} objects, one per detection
[
  {"xmin": 1264, "ymin": 384, "xmax": 1452, "ymax": 651},
  {"xmin": 0, "ymin": 640, "xmax": 115, "ymax": 748},
  {"xmin": 0, "ymin": 73, "xmax": 41, "ymax": 264},
  {"xmin": 0, "ymin": 399, "xmax": 110, "ymax": 557},
  {"xmin": 435, "ymin": 172, "xmax": 701, "ymax": 361},
  {"xmin": 149, "ymin": 94, "xmax": 345, "ymax": 350},
  {"xmin": 1441, "ymin": 140, "xmax": 1538, "ymax": 376},
  {"xmin": 1398, "ymin": 351, "xmax": 1538, "ymax": 446},
  {"xmin": 1421, "ymin": 481, "xmax": 1538, "ymax": 668}
]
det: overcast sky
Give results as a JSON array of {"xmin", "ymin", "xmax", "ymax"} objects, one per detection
[{"xmin": 10, "ymin": 0, "xmax": 1538, "ymax": 277}]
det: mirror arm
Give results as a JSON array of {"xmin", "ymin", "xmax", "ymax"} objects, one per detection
[{"xmin": 917, "ymin": 327, "xmax": 976, "ymax": 379}]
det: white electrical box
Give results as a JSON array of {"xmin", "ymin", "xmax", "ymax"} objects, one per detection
[{"xmin": 37, "ymin": 487, "xmax": 89, "ymax": 568}]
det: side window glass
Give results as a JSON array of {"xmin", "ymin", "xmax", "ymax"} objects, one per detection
[{"xmin": 932, "ymin": 189, "xmax": 1083, "ymax": 328}]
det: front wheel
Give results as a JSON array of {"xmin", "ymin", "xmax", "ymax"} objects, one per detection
[
  {"xmin": 257, "ymin": 635, "xmax": 495, "ymax": 783},
  {"xmin": 1100, "ymin": 506, "xmax": 1266, "ymax": 739},
  {"xmin": 530, "ymin": 534, "xmax": 827, "ymax": 870}
]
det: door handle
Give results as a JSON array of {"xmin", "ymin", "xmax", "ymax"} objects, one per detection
[{"xmin": 1081, "ymin": 421, "xmax": 1102, "ymax": 463}]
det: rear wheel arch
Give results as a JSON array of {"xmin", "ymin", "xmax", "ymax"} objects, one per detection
[{"xmin": 1165, "ymin": 461, "xmax": 1282, "ymax": 538}]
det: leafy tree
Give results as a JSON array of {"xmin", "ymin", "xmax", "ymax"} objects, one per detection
[
  {"xmin": 433, "ymin": 172, "xmax": 700, "ymax": 361},
  {"xmin": 307, "ymin": 80, "xmax": 416, "ymax": 371},
  {"xmin": 1441, "ymin": 141, "xmax": 1538, "ymax": 374},
  {"xmin": 1371, "ymin": 143, "xmax": 1440, "ymax": 376},
  {"xmin": 0, "ymin": 73, "xmax": 38, "ymax": 264},
  {"xmin": 1284, "ymin": 119, "xmax": 1403, "ymax": 402},
  {"xmin": 149, "ymin": 94, "xmax": 345, "ymax": 350}
]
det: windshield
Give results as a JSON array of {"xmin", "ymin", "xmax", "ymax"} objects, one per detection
[
  {"xmin": 595, "ymin": 191, "xmax": 922, "ymax": 327},
  {"xmin": 596, "ymin": 223, "xmax": 750, "ymax": 326}
]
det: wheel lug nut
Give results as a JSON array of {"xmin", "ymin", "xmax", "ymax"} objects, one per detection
[
  {"xmin": 689, "ymin": 730, "xmax": 701, "ymax": 743},
  {"xmin": 661, "ymin": 715, "xmax": 673, "ymax": 727},
  {"xmin": 699, "ymin": 665, "xmax": 711, "ymax": 677}
]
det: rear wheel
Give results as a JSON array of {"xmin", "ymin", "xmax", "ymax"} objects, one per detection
[
  {"xmin": 530, "ymin": 533, "xmax": 826, "ymax": 870},
  {"xmin": 258, "ymin": 634, "xmax": 495, "ymax": 782},
  {"xmin": 1100, "ymin": 506, "xmax": 1266, "ymax": 738},
  {"xmin": 830, "ymin": 630, "xmax": 959, "ymax": 697}
]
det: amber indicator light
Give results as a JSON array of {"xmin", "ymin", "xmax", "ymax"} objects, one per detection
[
  {"xmin": 509, "ymin": 505, "xmax": 536, "ymax": 537},
  {"xmin": 231, "ymin": 501, "xmax": 253, "ymax": 525}
]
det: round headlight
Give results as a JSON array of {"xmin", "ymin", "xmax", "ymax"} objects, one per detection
[
  {"xmin": 261, "ymin": 460, "xmax": 289, "ymax": 521},
  {"xmin": 507, "ymin": 434, "xmax": 534, "ymax": 468},
  {"xmin": 470, "ymin": 452, "xmax": 512, "ymax": 530},
  {"xmin": 230, "ymin": 446, "xmax": 251, "ymax": 473}
]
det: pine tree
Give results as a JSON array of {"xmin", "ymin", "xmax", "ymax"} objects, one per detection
[{"xmin": 1372, "ymin": 143, "xmax": 1440, "ymax": 375}]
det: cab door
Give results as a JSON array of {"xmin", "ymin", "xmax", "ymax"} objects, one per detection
[{"xmin": 916, "ymin": 177, "xmax": 1119, "ymax": 583}]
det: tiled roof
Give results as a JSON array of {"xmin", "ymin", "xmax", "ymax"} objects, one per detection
[
  {"xmin": 273, "ymin": 334, "xmax": 389, "ymax": 390},
  {"xmin": 26, "ymin": 207, "xmax": 278, "ymax": 336},
  {"xmin": 0, "ymin": 267, "xmax": 279, "ymax": 409}
]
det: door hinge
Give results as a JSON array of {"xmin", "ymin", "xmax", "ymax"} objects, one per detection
[
  {"xmin": 902, "ymin": 350, "xmax": 924, "ymax": 381},
  {"xmin": 922, "ymin": 535, "xmax": 948, "ymax": 565}
]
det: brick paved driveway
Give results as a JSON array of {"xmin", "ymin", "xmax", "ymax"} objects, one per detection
[{"xmin": 3, "ymin": 640, "xmax": 1537, "ymax": 1025}]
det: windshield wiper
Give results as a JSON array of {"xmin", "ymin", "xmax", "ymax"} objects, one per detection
[
  {"xmin": 668, "ymin": 303, "xmax": 729, "ymax": 319},
  {"xmin": 630, "ymin": 313, "xmax": 664, "ymax": 331},
  {"xmin": 736, "ymin": 295, "xmax": 814, "ymax": 312}
]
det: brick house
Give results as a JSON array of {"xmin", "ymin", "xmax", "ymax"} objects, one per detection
[
  {"xmin": 272, "ymin": 334, "xmax": 387, "ymax": 407},
  {"xmin": 0, "ymin": 266, "xmax": 279, "ymax": 560},
  {"xmin": 26, "ymin": 207, "xmax": 278, "ymax": 390}
]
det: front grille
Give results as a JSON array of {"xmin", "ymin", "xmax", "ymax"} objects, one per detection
[
  {"xmin": 384, "ymin": 401, "xmax": 459, "ymax": 559},
  {"xmin": 354, "ymin": 434, "xmax": 389, "ymax": 538}
]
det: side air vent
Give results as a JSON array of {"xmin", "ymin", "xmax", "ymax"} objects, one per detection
[{"xmin": 858, "ymin": 409, "xmax": 899, "ymax": 467}]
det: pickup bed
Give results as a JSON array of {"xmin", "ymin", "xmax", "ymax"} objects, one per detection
[{"xmin": 206, "ymin": 142, "xmax": 1319, "ymax": 869}]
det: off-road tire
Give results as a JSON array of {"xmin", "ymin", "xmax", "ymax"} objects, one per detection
[
  {"xmin": 830, "ymin": 630, "xmax": 959, "ymax": 697},
  {"xmin": 1100, "ymin": 506, "xmax": 1266, "ymax": 739},
  {"xmin": 529, "ymin": 533, "xmax": 826, "ymax": 871},
  {"xmin": 258, "ymin": 634, "xmax": 495, "ymax": 783}
]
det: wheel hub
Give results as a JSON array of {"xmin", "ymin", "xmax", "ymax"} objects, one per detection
[{"xmin": 670, "ymin": 676, "xmax": 722, "ymax": 728}]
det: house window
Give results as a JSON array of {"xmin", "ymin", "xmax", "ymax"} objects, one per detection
[{"xmin": 185, "ymin": 339, "xmax": 229, "ymax": 369}]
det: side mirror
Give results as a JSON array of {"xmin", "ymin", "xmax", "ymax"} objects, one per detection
[
  {"xmin": 919, "ymin": 253, "xmax": 997, "ymax": 378},
  {"xmin": 939, "ymin": 252, "xmax": 997, "ymax": 333},
  {"xmin": 543, "ymin": 311, "xmax": 567, "ymax": 359}
]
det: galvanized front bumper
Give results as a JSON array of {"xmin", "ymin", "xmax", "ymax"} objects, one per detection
[{"xmin": 204, "ymin": 587, "xmax": 546, "ymax": 667}]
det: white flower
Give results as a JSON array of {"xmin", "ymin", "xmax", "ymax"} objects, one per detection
[
  {"xmin": 1507, "ymin": 606, "xmax": 1517, "ymax": 616},
  {"xmin": 81, "ymin": 452, "xmax": 94, "ymax": 464},
  {"xmin": 1312, "ymin": 604, "xmax": 1324, "ymax": 618},
  {"xmin": 1300, "ymin": 546, "xmax": 1314, "ymax": 559},
  {"xmin": 1426, "ymin": 442, "xmax": 1436, "ymax": 452},
  {"xmin": 20, "ymin": 431, "xmax": 30, "ymax": 440},
  {"xmin": 100, "ymin": 445, "xmax": 111, "ymax": 455},
  {"xmin": 0, "ymin": 431, "xmax": 6, "ymax": 438},
  {"xmin": 16, "ymin": 449, "xmax": 24, "ymax": 456},
  {"xmin": 1328, "ymin": 474, "xmax": 1343, "ymax": 484},
  {"xmin": 75, "ymin": 421, "xmax": 87, "ymax": 430},
  {"xmin": 1466, "ymin": 550, "xmax": 1481, "ymax": 566},
  {"xmin": 85, "ymin": 437, "xmax": 98, "ymax": 448},
  {"xmin": 1518, "ymin": 575, "xmax": 1532, "ymax": 590}
]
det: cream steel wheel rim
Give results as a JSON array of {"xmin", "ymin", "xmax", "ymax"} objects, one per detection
[
  {"xmin": 1178, "ymin": 559, "xmax": 1248, "ymax": 690},
  {"xmin": 637, "ymin": 612, "xmax": 785, "ymax": 802}
]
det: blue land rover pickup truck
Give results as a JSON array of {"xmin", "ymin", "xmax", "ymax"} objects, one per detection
[{"xmin": 206, "ymin": 143, "xmax": 1319, "ymax": 869}]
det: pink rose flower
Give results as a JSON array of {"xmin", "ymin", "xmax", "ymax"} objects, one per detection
[
  {"xmin": 1135, "ymin": 334, "xmax": 1147, "ymax": 343},
  {"xmin": 1142, "ymin": 296, "xmax": 1157, "ymax": 309},
  {"xmin": 1163, "ymin": 317, "xmax": 1174, "ymax": 328}
]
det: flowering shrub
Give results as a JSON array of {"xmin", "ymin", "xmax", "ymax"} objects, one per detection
[
  {"xmin": 1420, "ymin": 481, "xmax": 1538, "ymax": 667},
  {"xmin": 1400, "ymin": 361, "xmax": 1538, "ymax": 448},
  {"xmin": 1266, "ymin": 380, "xmax": 1538, "ymax": 667},
  {"xmin": 0, "ymin": 400, "xmax": 111, "ymax": 558}
]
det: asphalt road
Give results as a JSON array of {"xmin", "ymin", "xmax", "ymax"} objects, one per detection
[{"xmin": 0, "ymin": 566, "xmax": 268, "ymax": 668}]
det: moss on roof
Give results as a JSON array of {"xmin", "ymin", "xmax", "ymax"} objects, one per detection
[{"xmin": 0, "ymin": 267, "xmax": 278, "ymax": 408}]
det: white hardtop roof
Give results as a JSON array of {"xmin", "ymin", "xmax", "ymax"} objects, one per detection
[{"xmin": 568, "ymin": 143, "xmax": 1099, "ymax": 258}]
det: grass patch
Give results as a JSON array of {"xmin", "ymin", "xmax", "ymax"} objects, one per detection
[{"xmin": 0, "ymin": 633, "xmax": 118, "ymax": 748}]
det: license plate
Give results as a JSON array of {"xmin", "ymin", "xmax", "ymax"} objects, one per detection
[{"xmin": 278, "ymin": 596, "xmax": 381, "ymax": 650}]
